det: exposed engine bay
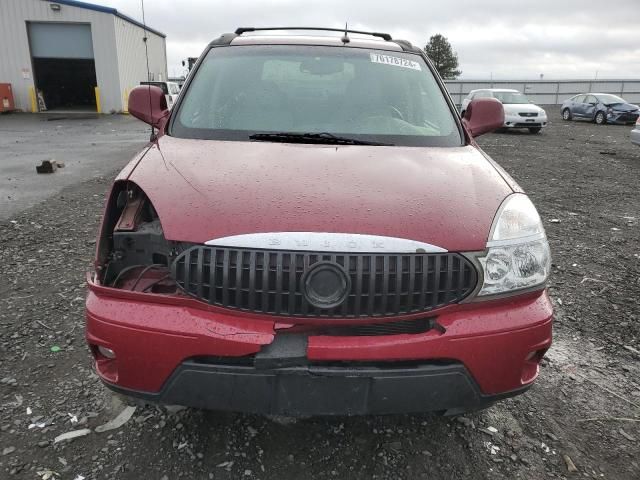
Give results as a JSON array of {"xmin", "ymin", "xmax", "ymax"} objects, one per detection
[{"xmin": 97, "ymin": 182, "xmax": 188, "ymax": 294}]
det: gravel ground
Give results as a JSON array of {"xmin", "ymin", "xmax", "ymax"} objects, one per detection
[
  {"xmin": 1, "ymin": 112, "xmax": 639, "ymax": 479},
  {"xmin": 0, "ymin": 113, "xmax": 148, "ymax": 221}
]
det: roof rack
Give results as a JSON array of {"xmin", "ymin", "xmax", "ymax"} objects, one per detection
[{"xmin": 235, "ymin": 27, "xmax": 393, "ymax": 42}]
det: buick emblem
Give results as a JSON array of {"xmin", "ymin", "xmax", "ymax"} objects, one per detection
[{"xmin": 302, "ymin": 262, "xmax": 350, "ymax": 309}]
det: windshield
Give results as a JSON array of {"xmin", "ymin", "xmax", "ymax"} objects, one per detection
[
  {"xmin": 595, "ymin": 94, "xmax": 626, "ymax": 105},
  {"xmin": 492, "ymin": 91, "xmax": 530, "ymax": 104},
  {"xmin": 171, "ymin": 45, "xmax": 461, "ymax": 147}
]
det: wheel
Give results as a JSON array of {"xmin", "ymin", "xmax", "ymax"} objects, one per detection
[
  {"xmin": 529, "ymin": 127, "xmax": 542, "ymax": 134},
  {"xmin": 562, "ymin": 108, "xmax": 572, "ymax": 121},
  {"xmin": 595, "ymin": 111, "xmax": 606, "ymax": 125}
]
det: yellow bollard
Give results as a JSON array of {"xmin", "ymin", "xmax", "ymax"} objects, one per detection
[
  {"xmin": 94, "ymin": 86, "xmax": 102, "ymax": 114},
  {"xmin": 123, "ymin": 88, "xmax": 129, "ymax": 114},
  {"xmin": 29, "ymin": 85, "xmax": 37, "ymax": 112}
]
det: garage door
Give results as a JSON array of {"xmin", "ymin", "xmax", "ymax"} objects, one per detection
[
  {"xmin": 28, "ymin": 22, "xmax": 94, "ymax": 59},
  {"xmin": 28, "ymin": 22, "xmax": 97, "ymax": 111}
]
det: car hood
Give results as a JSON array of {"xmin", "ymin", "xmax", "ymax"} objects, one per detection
[
  {"xmin": 127, "ymin": 136, "xmax": 513, "ymax": 252},
  {"xmin": 607, "ymin": 102, "xmax": 639, "ymax": 112},
  {"xmin": 502, "ymin": 103, "xmax": 544, "ymax": 114}
]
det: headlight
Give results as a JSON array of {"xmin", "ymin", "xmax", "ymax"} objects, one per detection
[
  {"xmin": 539, "ymin": 109, "xmax": 546, "ymax": 116},
  {"xmin": 475, "ymin": 194, "xmax": 551, "ymax": 296}
]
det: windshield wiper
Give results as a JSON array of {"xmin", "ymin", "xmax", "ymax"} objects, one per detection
[{"xmin": 248, "ymin": 132, "xmax": 393, "ymax": 146}]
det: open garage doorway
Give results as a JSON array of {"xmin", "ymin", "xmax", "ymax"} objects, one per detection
[{"xmin": 28, "ymin": 22, "xmax": 98, "ymax": 112}]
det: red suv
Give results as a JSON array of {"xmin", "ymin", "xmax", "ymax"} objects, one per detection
[{"xmin": 86, "ymin": 28, "xmax": 552, "ymax": 416}]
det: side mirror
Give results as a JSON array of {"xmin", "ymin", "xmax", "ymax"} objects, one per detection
[
  {"xmin": 128, "ymin": 85, "xmax": 169, "ymax": 129},
  {"xmin": 462, "ymin": 98, "xmax": 504, "ymax": 137}
]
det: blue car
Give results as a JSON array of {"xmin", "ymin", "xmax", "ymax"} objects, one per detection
[{"xmin": 561, "ymin": 93, "xmax": 640, "ymax": 125}]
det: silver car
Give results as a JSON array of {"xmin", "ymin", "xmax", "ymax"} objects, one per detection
[
  {"xmin": 632, "ymin": 118, "xmax": 640, "ymax": 147},
  {"xmin": 561, "ymin": 93, "xmax": 640, "ymax": 125}
]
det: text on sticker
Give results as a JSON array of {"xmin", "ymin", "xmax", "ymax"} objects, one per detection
[{"xmin": 370, "ymin": 53, "xmax": 422, "ymax": 71}]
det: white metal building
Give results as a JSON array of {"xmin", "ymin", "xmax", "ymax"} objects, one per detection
[{"xmin": 0, "ymin": 0, "xmax": 167, "ymax": 113}]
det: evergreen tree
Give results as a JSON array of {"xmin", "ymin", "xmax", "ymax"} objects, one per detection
[{"xmin": 424, "ymin": 34, "xmax": 461, "ymax": 79}]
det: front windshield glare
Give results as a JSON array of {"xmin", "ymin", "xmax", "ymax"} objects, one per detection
[
  {"xmin": 493, "ymin": 92, "xmax": 530, "ymax": 104},
  {"xmin": 172, "ymin": 45, "xmax": 461, "ymax": 147}
]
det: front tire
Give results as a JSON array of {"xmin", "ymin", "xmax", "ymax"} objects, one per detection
[
  {"xmin": 595, "ymin": 111, "xmax": 606, "ymax": 125},
  {"xmin": 562, "ymin": 108, "xmax": 572, "ymax": 121},
  {"xmin": 529, "ymin": 127, "xmax": 542, "ymax": 134}
]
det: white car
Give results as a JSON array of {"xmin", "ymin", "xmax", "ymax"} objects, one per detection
[
  {"xmin": 140, "ymin": 81, "xmax": 181, "ymax": 109},
  {"xmin": 461, "ymin": 89, "xmax": 548, "ymax": 134}
]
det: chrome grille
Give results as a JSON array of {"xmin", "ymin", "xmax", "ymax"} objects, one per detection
[
  {"xmin": 518, "ymin": 112, "xmax": 538, "ymax": 117},
  {"xmin": 172, "ymin": 246, "xmax": 477, "ymax": 318}
]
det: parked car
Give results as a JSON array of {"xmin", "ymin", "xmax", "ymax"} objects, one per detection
[
  {"xmin": 140, "ymin": 81, "xmax": 180, "ymax": 108},
  {"xmin": 86, "ymin": 27, "xmax": 553, "ymax": 417},
  {"xmin": 632, "ymin": 117, "xmax": 640, "ymax": 146},
  {"xmin": 461, "ymin": 89, "xmax": 547, "ymax": 133},
  {"xmin": 561, "ymin": 93, "xmax": 640, "ymax": 125}
]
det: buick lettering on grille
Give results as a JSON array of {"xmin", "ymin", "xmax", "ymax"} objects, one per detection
[{"xmin": 170, "ymin": 233, "xmax": 478, "ymax": 318}]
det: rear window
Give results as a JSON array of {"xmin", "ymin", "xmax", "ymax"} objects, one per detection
[{"xmin": 171, "ymin": 45, "xmax": 462, "ymax": 147}]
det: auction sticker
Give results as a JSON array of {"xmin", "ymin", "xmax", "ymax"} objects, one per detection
[{"xmin": 370, "ymin": 53, "xmax": 421, "ymax": 70}]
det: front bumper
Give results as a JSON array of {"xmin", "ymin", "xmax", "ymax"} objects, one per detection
[
  {"xmin": 504, "ymin": 113, "xmax": 548, "ymax": 129},
  {"xmin": 86, "ymin": 280, "xmax": 553, "ymax": 415},
  {"xmin": 631, "ymin": 127, "xmax": 640, "ymax": 146},
  {"xmin": 108, "ymin": 360, "xmax": 530, "ymax": 416},
  {"xmin": 607, "ymin": 112, "xmax": 640, "ymax": 124}
]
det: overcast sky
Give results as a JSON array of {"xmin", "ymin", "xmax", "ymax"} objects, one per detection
[{"xmin": 85, "ymin": 0, "xmax": 640, "ymax": 80}]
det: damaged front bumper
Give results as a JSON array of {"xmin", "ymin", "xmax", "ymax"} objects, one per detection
[
  {"xmin": 106, "ymin": 359, "xmax": 531, "ymax": 416},
  {"xmin": 86, "ymin": 276, "xmax": 553, "ymax": 416},
  {"xmin": 606, "ymin": 111, "xmax": 640, "ymax": 124}
]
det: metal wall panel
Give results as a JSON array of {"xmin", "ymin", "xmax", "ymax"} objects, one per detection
[
  {"xmin": 0, "ymin": 0, "xmax": 165, "ymax": 113},
  {"xmin": 445, "ymin": 80, "xmax": 640, "ymax": 106},
  {"xmin": 496, "ymin": 83, "xmax": 526, "ymax": 91},
  {"xmin": 621, "ymin": 93, "xmax": 640, "ymax": 103},
  {"xmin": 557, "ymin": 82, "xmax": 588, "ymax": 94},
  {"xmin": 113, "ymin": 17, "xmax": 168, "ymax": 112},
  {"xmin": 528, "ymin": 94, "xmax": 557, "ymax": 104},
  {"xmin": 0, "ymin": 0, "xmax": 119, "ymax": 111},
  {"xmin": 524, "ymin": 83, "xmax": 558, "ymax": 93},
  {"xmin": 591, "ymin": 82, "xmax": 623, "ymax": 92}
]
